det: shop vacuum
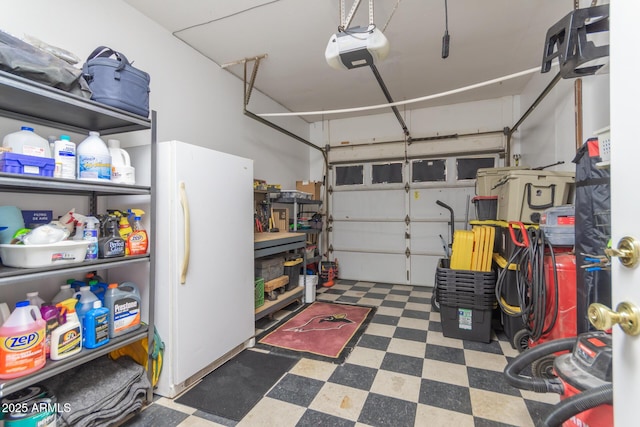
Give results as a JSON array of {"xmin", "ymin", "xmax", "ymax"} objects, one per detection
[{"xmin": 504, "ymin": 331, "xmax": 613, "ymax": 426}]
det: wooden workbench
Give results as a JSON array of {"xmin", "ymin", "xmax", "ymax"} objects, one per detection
[{"xmin": 254, "ymin": 232, "xmax": 306, "ymax": 320}]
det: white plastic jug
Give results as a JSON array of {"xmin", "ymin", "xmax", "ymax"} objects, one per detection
[
  {"xmin": 77, "ymin": 131, "xmax": 111, "ymax": 182},
  {"xmin": 0, "ymin": 301, "xmax": 46, "ymax": 379},
  {"xmin": 2, "ymin": 126, "xmax": 51, "ymax": 158},
  {"xmin": 74, "ymin": 286, "xmax": 99, "ymax": 326},
  {"xmin": 107, "ymin": 139, "xmax": 135, "ymax": 185},
  {"xmin": 107, "ymin": 139, "xmax": 131, "ymax": 166},
  {"xmin": 0, "ymin": 302, "xmax": 9, "ymax": 326},
  {"xmin": 26, "ymin": 291, "xmax": 45, "ymax": 308}
]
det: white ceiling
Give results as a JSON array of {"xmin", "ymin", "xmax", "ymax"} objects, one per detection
[{"xmin": 125, "ymin": 0, "xmax": 573, "ymax": 121}]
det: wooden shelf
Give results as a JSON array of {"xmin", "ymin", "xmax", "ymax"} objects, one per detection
[
  {"xmin": 254, "ymin": 232, "xmax": 306, "ymax": 321},
  {"xmin": 255, "ymin": 286, "xmax": 303, "ymax": 321}
]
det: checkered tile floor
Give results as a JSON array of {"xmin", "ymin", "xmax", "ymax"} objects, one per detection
[{"xmin": 124, "ymin": 280, "xmax": 559, "ymax": 426}]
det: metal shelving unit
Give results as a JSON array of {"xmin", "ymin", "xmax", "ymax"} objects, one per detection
[
  {"xmin": 272, "ymin": 197, "xmax": 323, "ymax": 267},
  {"xmin": 254, "ymin": 232, "xmax": 306, "ymax": 321},
  {"xmin": 0, "ymin": 70, "xmax": 156, "ymax": 401}
]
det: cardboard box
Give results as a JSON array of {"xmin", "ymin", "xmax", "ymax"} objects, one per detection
[
  {"xmin": 271, "ymin": 208, "xmax": 289, "ymax": 232},
  {"xmin": 296, "ymin": 180, "xmax": 322, "ymax": 201}
]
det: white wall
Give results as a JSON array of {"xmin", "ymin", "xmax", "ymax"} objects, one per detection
[
  {"xmin": 516, "ymin": 70, "xmax": 609, "ymax": 172},
  {"xmin": 0, "ymin": 0, "xmax": 311, "ymax": 189}
]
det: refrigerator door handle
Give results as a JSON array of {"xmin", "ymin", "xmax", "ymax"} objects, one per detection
[{"xmin": 179, "ymin": 181, "xmax": 191, "ymax": 284}]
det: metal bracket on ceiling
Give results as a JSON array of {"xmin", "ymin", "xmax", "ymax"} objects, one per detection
[
  {"xmin": 339, "ymin": 0, "xmax": 374, "ymax": 31},
  {"xmin": 244, "ymin": 56, "xmax": 266, "ymax": 108},
  {"xmin": 220, "ymin": 54, "xmax": 268, "ymax": 109}
]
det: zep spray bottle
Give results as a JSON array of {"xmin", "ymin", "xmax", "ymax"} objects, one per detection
[
  {"xmin": 127, "ymin": 209, "xmax": 148, "ymax": 255},
  {"xmin": 0, "ymin": 301, "xmax": 46, "ymax": 379},
  {"xmin": 50, "ymin": 299, "xmax": 82, "ymax": 360},
  {"xmin": 104, "ymin": 282, "xmax": 141, "ymax": 338}
]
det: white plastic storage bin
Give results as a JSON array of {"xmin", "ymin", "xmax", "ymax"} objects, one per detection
[
  {"xmin": 494, "ymin": 170, "xmax": 575, "ymax": 223},
  {"xmin": 0, "ymin": 240, "xmax": 90, "ymax": 268}
]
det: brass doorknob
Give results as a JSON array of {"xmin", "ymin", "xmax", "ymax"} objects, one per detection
[
  {"xmin": 588, "ymin": 302, "xmax": 640, "ymax": 335},
  {"xmin": 604, "ymin": 236, "xmax": 640, "ymax": 268}
]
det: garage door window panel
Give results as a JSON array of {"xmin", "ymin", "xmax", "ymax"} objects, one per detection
[
  {"xmin": 412, "ymin": 159, "xmax": 446, "ymax": 183},
  {"xmin": 372, "ymin": 162, "xmax": 403, "ymax": 184},
  {"xmin": 336, "ymin": 165, "xmax": 364, "ymax": 186},
  {"xmin": 456, "ymin": 157, "xmax": 495, "ymax": 181}
]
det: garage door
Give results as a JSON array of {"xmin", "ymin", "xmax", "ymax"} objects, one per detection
[{"xmin": 327, "ymin": 134, "xmax": 504, "ymax": 286}]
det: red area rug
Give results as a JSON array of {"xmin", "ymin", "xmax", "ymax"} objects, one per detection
[{"xmin": 256, "ymin": 301, "xmax": 376, "ymax": 364}]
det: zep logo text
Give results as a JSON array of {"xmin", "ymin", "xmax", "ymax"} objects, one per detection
[{"xmin": 2, "ymin": 332, "xmax": 43, "ymax": 351}]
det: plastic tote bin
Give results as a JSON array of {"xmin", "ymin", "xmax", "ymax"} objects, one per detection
[
  {"xmin": 0, "ymin": 152, "xmax": 55, "ymax": 177},
  {"xmin": 441, "ymin": 304, "xmax": 493, "ymax": 343},
  {"xmin": 283, "ymin": 257, "xmax": 302, "ymax": 291},
  {"xmin": 494, "ymin": 170, "xmax": 575, "ymax": 223},
  {"xmin": 472, "ymin": 196, "xmax": 498, "ymax": 220}
]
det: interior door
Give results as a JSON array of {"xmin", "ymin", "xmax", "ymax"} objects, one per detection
[{"xmin": 610, "ymin": 2, "xmax": 638, "ymax": 423}]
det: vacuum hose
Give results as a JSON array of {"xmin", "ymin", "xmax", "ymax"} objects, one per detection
[
  {"xmin": 541, "ymin": 383, "xmax": 613, "ymax": 427},
  {"xmin": 503, "ymin": 337, "xmax": 576, "ymax": 394}
]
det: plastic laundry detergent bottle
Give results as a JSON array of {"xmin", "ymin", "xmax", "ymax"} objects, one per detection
[
  {"xmin": 104, "ymin": 282, "xmax": 141, "ymax": 338},
  {"xmin": 2, "ymin": 126, "xmax": 51, "ymax": 157},
  {"xmin": 0, "ymin": 301, "xmax": 46, "ymax": 379},
  {"xmin": 50, "ymin": 298, "xmax": 82, "ymax": 360},
  {"xmin": 77, "ymin": 131, "xmax": 111, "ymax": 181},
  {"xmin": 74, "ymin": 286, "xmax": 99, "ymax": 329},
  {"xmin": 108, "ymin": 139, "xmax": 135, "ymax": 184}
]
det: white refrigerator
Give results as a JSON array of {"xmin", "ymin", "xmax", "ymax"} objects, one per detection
[{"xmin": 153, "ymin": 140, "xmax": 255, "ymax": 398}]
